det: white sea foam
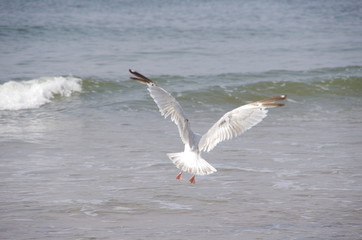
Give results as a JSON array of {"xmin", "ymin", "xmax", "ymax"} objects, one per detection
[{"xmin": 0, "ymin": 76, "xmax": 82, "ymax": 110}]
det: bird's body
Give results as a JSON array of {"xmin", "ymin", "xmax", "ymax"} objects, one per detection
[{"xmin": 130, "ymin": 69, "xmax": 286, "ymax": 183}]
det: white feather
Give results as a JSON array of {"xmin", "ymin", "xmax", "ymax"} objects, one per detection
[{"xmin": 199, "ymin": 104, "xmax": 268, "ymax": 152}]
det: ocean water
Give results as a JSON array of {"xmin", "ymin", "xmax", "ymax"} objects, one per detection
[{"xmin": 1, "ymin": 0, "xmax": 362, "ymax": 239}]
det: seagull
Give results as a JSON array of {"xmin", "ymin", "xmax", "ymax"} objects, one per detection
[{"xmin": 129, "ymin": 69, "xmax": 286, "ymax": 184}]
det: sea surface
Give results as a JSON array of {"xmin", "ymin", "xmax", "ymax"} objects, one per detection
[{"xmin": 1, "ymin": 0, "xmax": 362, "ymax": 239}]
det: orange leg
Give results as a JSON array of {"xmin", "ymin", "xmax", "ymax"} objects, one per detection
[
  {"xmin": 189, "ymin": 175, "xmax": 196, "ymax": 184},
  {"xmin": 176, "ymin": 172, "xmax": 182, "ymax": 180}
]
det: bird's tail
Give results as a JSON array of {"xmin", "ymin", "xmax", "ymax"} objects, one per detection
[{"xmin": 167, "ymin": 152, "xmax": 217, "ymax": 176}]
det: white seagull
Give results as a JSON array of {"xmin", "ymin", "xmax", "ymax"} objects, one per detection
[{"xmin": 130, "ymin": 69, "xmax": 286, "ymax": 184}]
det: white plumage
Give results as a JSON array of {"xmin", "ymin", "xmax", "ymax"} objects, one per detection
[{"xmin": 130, "ymin": 69, "xmax": 286, "ymax": 184}]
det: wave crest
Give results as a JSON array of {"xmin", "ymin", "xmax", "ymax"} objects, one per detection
[{"xmin": 0, "ymin": 76, "xmax": 82, "ymax": 111}]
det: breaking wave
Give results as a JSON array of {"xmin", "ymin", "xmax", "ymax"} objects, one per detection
[{"xmin": 0, "ymin": 76, "xmax": 82, "ymax": 110}]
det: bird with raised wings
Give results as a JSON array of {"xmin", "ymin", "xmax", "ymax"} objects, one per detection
[{"xmin": 130, "ymin": 69, "xmax": 286, "ymax": 184}]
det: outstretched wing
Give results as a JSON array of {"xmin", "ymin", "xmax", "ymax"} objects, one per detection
[
  {"xmin": 129, "ymin": 69, "xmax": 195, "ymax": 146},
  {"xmin": 199, "ymin": 95, "xmax": 287, "ymax": 152}
]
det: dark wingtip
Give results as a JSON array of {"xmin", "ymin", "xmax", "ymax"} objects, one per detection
[
  {"xmin": 259, "ymin": 95, "xmax": 287, "ymax": 104},
  {"xmin": 254, "ymin": 94, "xmax": 287, "ymax": 108},
  {"xmin": 129, "ymin": 69, "xmax": 154, "ymax": 84},
  {"xmin": 129, "ymin": 69, "xmax": 137, "ymax": 75},
  {"xmin": 263, "ymin": 103, "xmax": 285, "ymax": 107}
]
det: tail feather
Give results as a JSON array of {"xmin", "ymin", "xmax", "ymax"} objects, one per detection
[{"xmin": 167, "ymin": 152, "xmax": 217, "ymax": 176}]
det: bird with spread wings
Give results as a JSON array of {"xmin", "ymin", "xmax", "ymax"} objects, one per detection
[{"xmin": 130, "ymin": 69, "xmax": 286, "ymax": 184}]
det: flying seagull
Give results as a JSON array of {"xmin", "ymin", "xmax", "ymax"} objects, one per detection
[{"xmin": 130, "ymin": 69, "xmax": 286, "ymax": 184}]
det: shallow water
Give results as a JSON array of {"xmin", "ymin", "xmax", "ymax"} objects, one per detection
[{"xmin": 1, "ymin": 0, "xmax": 362, "ymax": 239}]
